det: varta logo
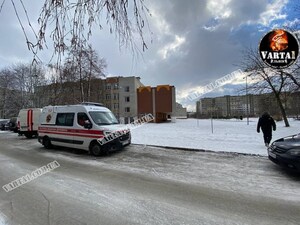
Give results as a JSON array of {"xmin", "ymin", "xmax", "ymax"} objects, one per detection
[
  {"xmin": 260, "ymin": 51, "xmax": 296, "ymax": 60},
  {"xmin": 259, "ymin": 29, "xmax": 299, "ymax": 69}
]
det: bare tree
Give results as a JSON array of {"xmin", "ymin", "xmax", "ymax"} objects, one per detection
[
  {"xmin": 280, "ymin": 31, "xmax": 300, "ymax": 91},
  {"xmin": 63, "ymin": 44, "xmax": 107, "ymax": 102},
  {"xmin": 0, "ymin": 69, "xmax": 15, "ymax": 118},
  {"xmin": 240, "ymin": 47, "xmax": 290, "ymax": 127},
  {"xmin": 1, "ymin": 0, "xmax": 151, "ymax": 65},
  {"xmin": 11, "ymin": 63, "xmax": 46, "ymax": 107},
  {"xmin": 0, "ymin": 63, "xmax": 46, "ymax": 117},
  {"xmin": 84, "ymin": 45, "xmax": 107, "ymax": 101},
  {"xmin": 281, "ymin": 62, "xmax": 300, "ymax": 91}
]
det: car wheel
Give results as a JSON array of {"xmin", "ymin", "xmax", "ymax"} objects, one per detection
[
  {"xmin": 43, "ymin": 137, "xmax": 52, "ymax": 149},
  {"xmin": 25, "ymin": 133, "xmax": 33, "ymax": 138},
  {"xmin": 90, "ymin": 142, "xmax": 106, "ymax": 156}
]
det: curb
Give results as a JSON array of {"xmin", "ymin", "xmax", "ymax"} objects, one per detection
[{"xmin": 131, "ymin": 143, "xmax": 265, "ymax": 157}]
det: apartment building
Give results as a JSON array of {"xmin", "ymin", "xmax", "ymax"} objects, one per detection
[
  {"xmin": 35, "ymin": 79, "xmax": 105, "ymax": 107},
  {"xmin": 175, "ymin": 103, "xmax": 188, "ymax": 118},
  {"xmin": 35, "ymin": 76, "xmax": 189, "ymax": 123},
  {"xmin": 197, "ymin": 92, "xmax": 300, "ymax": 118},
  {"xmin": 197, "ymin": 94, "xmax": 257, "ymax": 118},
  {"xmin": 36, "ymin": 76, "xmax": 144, "ymax": 123},
  {"xmin": 103, "ymin": 76, "xmax": 144, "ymax": 123}
]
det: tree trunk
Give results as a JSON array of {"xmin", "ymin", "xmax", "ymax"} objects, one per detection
[
  {"xmin": 79, "ymin": 63, "xmax": 84, "ymax": 103},
  {"xmin": 274, "ymin": 92, "xmax": 290, "ymax": 127}
]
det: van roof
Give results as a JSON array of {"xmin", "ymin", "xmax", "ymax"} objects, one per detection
[
  {"xmin": 81, "ymin": 102, "xmax": 104, "ymax": 107},
  {"xmin": 19, "ymin": 108, "xmax": 42, "ymax": 111},
  {"xmin": 42, "ymin": 104, "xmax": 110, "ymax": 113}
]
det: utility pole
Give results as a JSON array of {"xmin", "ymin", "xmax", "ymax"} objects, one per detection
[{"xmin": 244, "ymin": 74, "xmax": 250, "ymax": 125}]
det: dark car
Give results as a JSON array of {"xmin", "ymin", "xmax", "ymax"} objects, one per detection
[
  {"xmin": 0, "ymin": 119, "xmax": 10, "ymax": 131},
  {"xmin": 8, "ymin": 117, "xmax": 18, "ymax": 133},
  {"xmin": 268, "ymin": 134, "xmax": 300, "ymax": 171}
]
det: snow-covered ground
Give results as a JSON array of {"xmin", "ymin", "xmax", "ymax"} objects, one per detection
[
  {"xmin": 131, "ymin": 118, "xmax": 300, "ymax": 156},
  {"xmin": 1, "ymin": 122, "xmax": 300, "ymax": 224}
]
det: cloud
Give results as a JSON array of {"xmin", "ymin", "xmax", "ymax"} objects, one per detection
[
  {"xmin": 135, "ymin": 0, "xmax": 293, "ymax": 112},
  {"xmin": 0, "ymin": 0, "xmax": 296, "ymax": 113},
  {"xmin": 206, "ymin": 0, "xmax": 232, "ymax": 20},
  {"xmin": 158, "ymin": 35, "xmax": 186, "ymax": 59},
  {"xmin": 259, "ymin": 0, "xmax": 288, "ymax": 26}
]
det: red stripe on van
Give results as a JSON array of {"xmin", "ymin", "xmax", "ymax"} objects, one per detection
[
  {"xmin": 39, "ymin": 130, "xmax": 104, "ymax": 139},
  {"xmin": 38, "ymin": 126, "xmax": 104, "ymax": 138},
  {"xmin": 27, "ymin": 109, "xmax": 33, "ymax": 131},
  {"xmin": 38, "ymin": 127, "xmax": 104, "ymax": 135},
  {"xmin": 38, "ymin": 127, "xmax": 105, "ymax": 139}
]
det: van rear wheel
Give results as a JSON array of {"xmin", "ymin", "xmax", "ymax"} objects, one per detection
[
  {"xmin": 43, "ymin": 137, "xmax": 52, "ymax": 149},
  {"xmin": 25, "ymin": 133, "xmax": 33, "ymax": 138}
]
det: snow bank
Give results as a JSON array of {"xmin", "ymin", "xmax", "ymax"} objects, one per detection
[{"xmin": 131, "ymin": 118, "xmax": 300, "ymax": 156}]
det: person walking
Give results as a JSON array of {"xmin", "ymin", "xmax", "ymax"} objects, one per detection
[{"xmin": 257, "ymin": 112, "xmax": 276, "ymax": 147}]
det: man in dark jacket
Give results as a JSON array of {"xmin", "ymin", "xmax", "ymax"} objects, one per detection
[{"xmin": 257, "ymin": 112, "xmax": 276, "ymax": 147}]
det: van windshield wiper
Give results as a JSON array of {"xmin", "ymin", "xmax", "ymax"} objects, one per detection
[{"xmin": 97, "ymin": 123, "xmax": 113, "ymax": 125}]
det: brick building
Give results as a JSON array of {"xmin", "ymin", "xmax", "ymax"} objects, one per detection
[{"xmin": 137, "ymin": 85, "xmax": 176, "ymax": 123}]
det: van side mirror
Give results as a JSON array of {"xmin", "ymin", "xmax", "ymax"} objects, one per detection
[{"xmin": 84, "ymin": 122, "xmax": 92, "ymax": 129}]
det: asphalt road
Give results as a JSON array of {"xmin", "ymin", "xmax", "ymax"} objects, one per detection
[{"xmin": 0, "ymin": 131, "xmax": 300, "ymax": 225}]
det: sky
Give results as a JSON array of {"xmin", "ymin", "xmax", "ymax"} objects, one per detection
[{"xmin": 0, "ymin": 0, "xmax": 299, "ymax": 111}]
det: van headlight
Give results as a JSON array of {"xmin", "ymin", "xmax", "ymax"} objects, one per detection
[{"xmin": 287, "ymin": 149, "xmax": 300, "ymax": 156}]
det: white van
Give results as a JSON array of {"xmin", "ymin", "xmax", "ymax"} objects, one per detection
[
  {"xmin": 38, "ymin": 103, "xmax": 131, "ymax": 155},
  {"xmin": 18, "ymin": 108, "xmax": 42, "ymax": 138}
]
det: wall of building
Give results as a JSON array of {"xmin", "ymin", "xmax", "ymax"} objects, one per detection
[
  {"xmin": 137, "ymin": 86, "xmax": 153, "ymax": 114},
  {"xmin": 137, "ymin": 85, "xmax": 176, "ymax": 123},
  {"xmin": 36, "ymin": 79, "xmax": 104, "ymax": 107},
  {"xmin": 197, "ymin": 92, "xmax": 300, "ymax": 118},
  {"xmin": 173, "ymin": 103, "xmax": 187, "ymax": 118},
  {"xmin": 118, "ymin": 76, "xmax": 140, "ymax": 121},
  {"xmin": 102, "ymin": 76, "xmax": 144, "ymax": 123},
  {"xmin": 36, "ymin": 76, "xmax": 144, "ymax": 123}
]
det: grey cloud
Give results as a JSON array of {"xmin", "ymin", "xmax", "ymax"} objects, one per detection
[
  {"xmin": 0, "ymin": 0, "xmax": 293, "ymax": 111},
  {"xmin": 139, "ymin": 0, "xmax": 280, "ymax": 88}
]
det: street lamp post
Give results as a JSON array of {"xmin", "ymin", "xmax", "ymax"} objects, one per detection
[
  {"xmin": 245, "ymin": 75, "xmax": 249, "ymax": 125},
  {"xmin": 210, "ymin": 108, "xmax": 214, "ymax": 134}
]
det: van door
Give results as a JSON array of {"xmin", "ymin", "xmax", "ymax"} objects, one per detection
[
  {"xmin": 76, "ymin": 112, "xmax": 93, "ymax": 149},
  {"xmin": 51, "ymin": 112, "xmax": 75, "ymax": 148}
]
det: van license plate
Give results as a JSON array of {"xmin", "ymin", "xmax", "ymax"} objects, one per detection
[{"xmin": 268, "ymin": 151, "xmax": 276, "ymax": 159}]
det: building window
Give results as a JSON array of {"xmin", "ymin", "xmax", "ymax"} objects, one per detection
[
  {"xmin": 113, "ymin": 83, "xmax": 119, "ymax": 90},
  {"xmin": 125, "ymin": 96, "xmax": 130, "ymax": 102},
  {"xmin": 106, "ymin": 94, "xmax": 111, "ymax": 100},
  {"xmin": 125, "ymin": 107, "xmax": 130, "ymax": 112},
  {"xmin": 114, "ymin": 103, "xmax": 119, "ymax": 109},
  {"xmin": 106, "ymin": 84, "xmax": 111, "ymax": 90},
  {"xmin": 125, "ymin": 86, "xmax": 130, "ymax": 92},
  {"xmin": 113, "ymin": 93, "xmax": 119, "ymax": 100}
]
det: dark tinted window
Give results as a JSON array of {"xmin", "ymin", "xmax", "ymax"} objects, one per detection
[
  {"xmin": 56, "ymin": 113, "xmax": 74, "ymax": 126},
  {"xmin": 77, "ymin": 112, "xmax": 91, "ymax": 126}
]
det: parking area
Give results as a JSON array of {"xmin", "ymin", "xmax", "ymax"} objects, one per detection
[{"xmin": 0, "ymin": 131, "xmax": 300, "ymax": 225}]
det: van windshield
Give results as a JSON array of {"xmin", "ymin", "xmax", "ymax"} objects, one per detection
[{"xmin": 89, "ymin": 111, "xmax": 118, "ymax": 125}]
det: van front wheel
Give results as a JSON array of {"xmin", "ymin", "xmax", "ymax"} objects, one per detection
[{"xmin": 90, "ymin": 142, "xmax": 105, "ymax": 156}]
